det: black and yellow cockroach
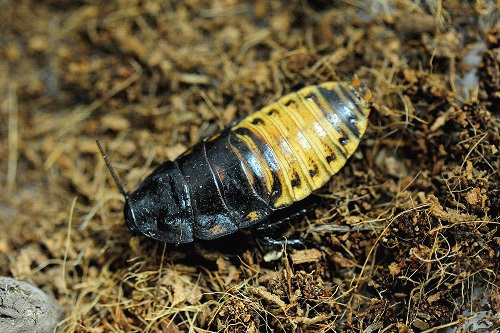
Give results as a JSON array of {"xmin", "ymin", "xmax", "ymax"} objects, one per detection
[{"xmin": 97, "ymin": 79, "xmax": 372, "ymax": 244}]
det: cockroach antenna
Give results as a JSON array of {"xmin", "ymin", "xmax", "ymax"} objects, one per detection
[{"xmin": 96, "ymin": 140, "xmax": 128, "ymax": 198}]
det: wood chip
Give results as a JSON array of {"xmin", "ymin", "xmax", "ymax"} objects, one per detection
[{"xmin": 290, "ymin": 248, "xmax": 322, "ymax": 265}]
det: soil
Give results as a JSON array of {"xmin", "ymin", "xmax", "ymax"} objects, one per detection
[{"xmin": 0, "ymin": 1, "xmax": 499, "ymax": 332}]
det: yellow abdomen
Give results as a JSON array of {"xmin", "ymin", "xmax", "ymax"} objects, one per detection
[{"xmin": 231, "ymin": 81, "xmax": 372, "ymax": 209}]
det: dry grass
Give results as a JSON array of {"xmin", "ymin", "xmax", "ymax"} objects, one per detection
[{"xmin": 0, "ymin": 0, "xmax": 499, "ymax": 332}]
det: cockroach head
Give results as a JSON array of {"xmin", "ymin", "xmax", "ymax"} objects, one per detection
[{"xmin": 97, "ymin": 141, "xmax": 193, "ymax": 243}]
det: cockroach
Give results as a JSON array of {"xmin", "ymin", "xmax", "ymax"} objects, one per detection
[{"xmin": 98, "ymin": 80, "xmax": 372, "ymax": 244}]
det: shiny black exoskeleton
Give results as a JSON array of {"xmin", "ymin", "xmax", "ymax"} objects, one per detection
[{"xmin": 121, "ymin": 128, "xmax": 271, "ymax": 243}]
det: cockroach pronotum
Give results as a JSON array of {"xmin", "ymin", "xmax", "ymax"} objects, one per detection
[{"xmin": 98, "ymin": 79, "xmax": 372, "ymax": 244}]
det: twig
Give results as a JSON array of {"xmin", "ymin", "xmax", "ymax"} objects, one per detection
[{"xmin": 421, "ymin": 314, "xmax": 477, "ymax": 333}]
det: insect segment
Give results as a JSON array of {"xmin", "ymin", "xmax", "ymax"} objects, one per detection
[{"xmin": 99, "ymin": 80, "xmax": 372, "ymax": 243}]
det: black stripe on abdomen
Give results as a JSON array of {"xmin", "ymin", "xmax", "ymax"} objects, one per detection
[
  {"xmin": 318, "ymin": 86, "xmax": 360, "ymax": 138},
  {"xmin": 232, "ymin": 127, "xmax": 284, "ymax": 208},
  {"xmin": 304, "ymin": 92, "xmax": 351, "ymax": 146}
]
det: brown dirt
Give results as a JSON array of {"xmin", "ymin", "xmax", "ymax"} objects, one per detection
[{"xmin": 1, "ymin": 1, "xmax": 499, "ymax": 332}]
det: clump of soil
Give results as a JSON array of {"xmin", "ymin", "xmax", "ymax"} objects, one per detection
[{"xmin": 0, "ymin": 1, "xmax": 498, "ymax": 332}]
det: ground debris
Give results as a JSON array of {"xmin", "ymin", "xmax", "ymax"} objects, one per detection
[
  {"xmin": 290, "ymin": 248, "xmax": 323, "ymax": 265},
  {"xmin": 1, "ymin": 0, "xmax": 499, "ymax": 332}
]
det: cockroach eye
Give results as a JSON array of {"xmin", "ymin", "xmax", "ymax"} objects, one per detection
[{"xmin": 124, "ymin": 201, "xmax": 138, "ymax": 232}]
